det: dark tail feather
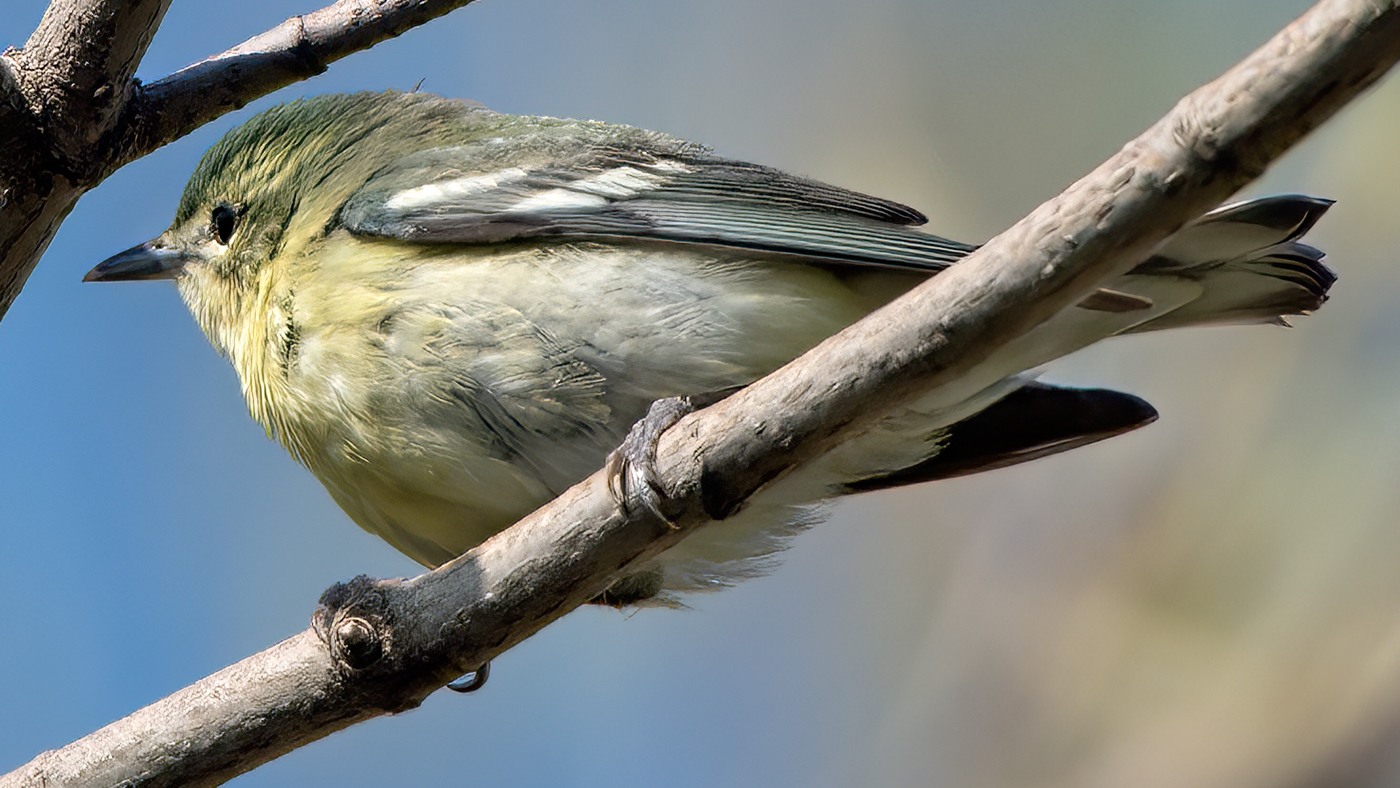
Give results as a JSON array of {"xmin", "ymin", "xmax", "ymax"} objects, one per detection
[
  {"xmin": 1123, "ymin": 195, "xmax": 1337, "ymax": 331},
  {"xmin": 841, "ymin": 383, "xmax": 1158, "ymax": 493}
]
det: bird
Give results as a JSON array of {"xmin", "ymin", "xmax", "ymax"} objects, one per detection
[{"xmin": 87, "ymin": 90, "xmax": 1335, "ymax": 608}]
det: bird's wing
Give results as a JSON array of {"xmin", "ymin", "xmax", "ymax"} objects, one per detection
[{"xmin": 340, "ymin": 144, "xmax": 975, "ymax": 271}]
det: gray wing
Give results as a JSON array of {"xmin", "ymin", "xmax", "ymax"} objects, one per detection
[{"xmin": 340, "ymin": 143, "xmax": 975, "ymax": 271}]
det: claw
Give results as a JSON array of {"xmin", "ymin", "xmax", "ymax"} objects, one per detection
[
  {"xmin": 606, "ymin": 390, "xmax": 741, "ymax": 522},
  {"xmin": 446, "ymin": 661, "xmax": 491, "ymax": 693},
  {"xmin": 606, "ymin": 396, "xmax": 698, "ymax": 523}
]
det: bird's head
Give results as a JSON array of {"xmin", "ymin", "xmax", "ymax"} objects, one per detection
[{"xmin": 86, "ymin": 91, "xmax": 479, "ymax": 360}]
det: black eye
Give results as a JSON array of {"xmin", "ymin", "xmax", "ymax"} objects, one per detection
[{"xmin": 211, "ymin": 203, "xmax": 240, "ymax": 245}]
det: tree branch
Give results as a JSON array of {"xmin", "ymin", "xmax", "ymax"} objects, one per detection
[
  {"xmin": 4, "ymin": 0, "xmax": 1397, "ymax": 786},
  {"xmin": 113, "ymin": 0, "xmax": 481, "ymax": 173},
  {"xmin": 9, "ymin": 0, "xmax": 172, "ymax": 161},
  {"xmin": 0, "ymin": 0, "xmax": 172, "ymax": 321}
]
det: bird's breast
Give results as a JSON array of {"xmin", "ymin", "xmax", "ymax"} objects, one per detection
[{"xmin": 262, "ymin": 234, "xmax": 885, "ymax": 564}]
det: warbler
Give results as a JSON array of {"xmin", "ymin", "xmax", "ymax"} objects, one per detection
[{"xmin": 88, "ymin": 91, "xmax": 1334, "ymax": 605}]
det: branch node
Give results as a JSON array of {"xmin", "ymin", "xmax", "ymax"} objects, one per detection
[
  {"xmin": 333, "ymin": 618, "xmax": 384, "ymax": 670},
  {"xmin": 314, "ymin": 574, "xmax": 397, "ymax": 673}
]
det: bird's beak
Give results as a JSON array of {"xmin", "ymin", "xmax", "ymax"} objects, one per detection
[{"xmin": 84, "ymin": 242, "xmax": 192, "ymax": 282}]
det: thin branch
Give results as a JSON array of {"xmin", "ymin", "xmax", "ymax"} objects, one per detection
[
  {"xmin": 113, "ymin": 0, "xmax": 481, "ymax": 170},
  {"xmin": 4, "ymin": 0, "xmax": 1397, "ymax": 786}
]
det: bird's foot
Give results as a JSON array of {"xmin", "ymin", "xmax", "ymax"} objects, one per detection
[
  {"xmin": 606, "ymin": 396, "xmax": 698, "ymax": 524},
  {"xmin": 446, "ymin": 661, "xmax": 491, "ymax": 693}
]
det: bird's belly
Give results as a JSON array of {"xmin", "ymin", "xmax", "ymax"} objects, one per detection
[
  {"xmin": 314, "ymin": 444, "xmax": 553, "ymax": 567},
  {"xmin": 278, "ymin": 238, "xmax": 888, "ymax": 566}
]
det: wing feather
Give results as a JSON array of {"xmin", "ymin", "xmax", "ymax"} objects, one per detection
[{"xmin": 341, "ymin": 143, "xmax": 975, "ymax": 272}]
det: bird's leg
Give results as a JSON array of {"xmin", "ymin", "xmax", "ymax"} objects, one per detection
[
  {"xmin": 597, "ymin": 389, "xmax": 740, "ymax": 608},
  {"xmin": 606, "ymin": 390, "xmax": 736, "ymax": 523},
  {"xmin": 606, "ymin": 396, "xmax": 697, "ymax": 523}
]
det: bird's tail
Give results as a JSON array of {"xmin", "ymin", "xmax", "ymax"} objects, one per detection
[
  {"xmin": 832, "ymin": 195, "xmax": 1338, "ymax": 495},
  {"xmin": 839, "ymin": 195, "xmax": 1338, "ymax": 491},
  {"xmin": 1113, "ymin": 194, "xmax": 1336, "ymax": 332}
]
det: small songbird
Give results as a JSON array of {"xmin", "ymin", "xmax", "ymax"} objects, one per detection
[{"xmin": 88, "ymin": 91, "xmax": 1334, "ymax": 606}]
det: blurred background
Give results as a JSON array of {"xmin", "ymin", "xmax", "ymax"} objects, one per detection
[{"xmin": 4, "ymin": 0, "xmax": 1400, "ymax": 786}]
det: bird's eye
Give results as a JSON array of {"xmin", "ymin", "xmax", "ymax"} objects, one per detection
[{"xmin": 211, "ymin": 204, "xmax": 240, "ymax": 245}]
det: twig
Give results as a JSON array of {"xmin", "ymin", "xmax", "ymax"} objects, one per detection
[{"xmin": 115, "ymin": 0, "xmax": 482, "ymax": 168}]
